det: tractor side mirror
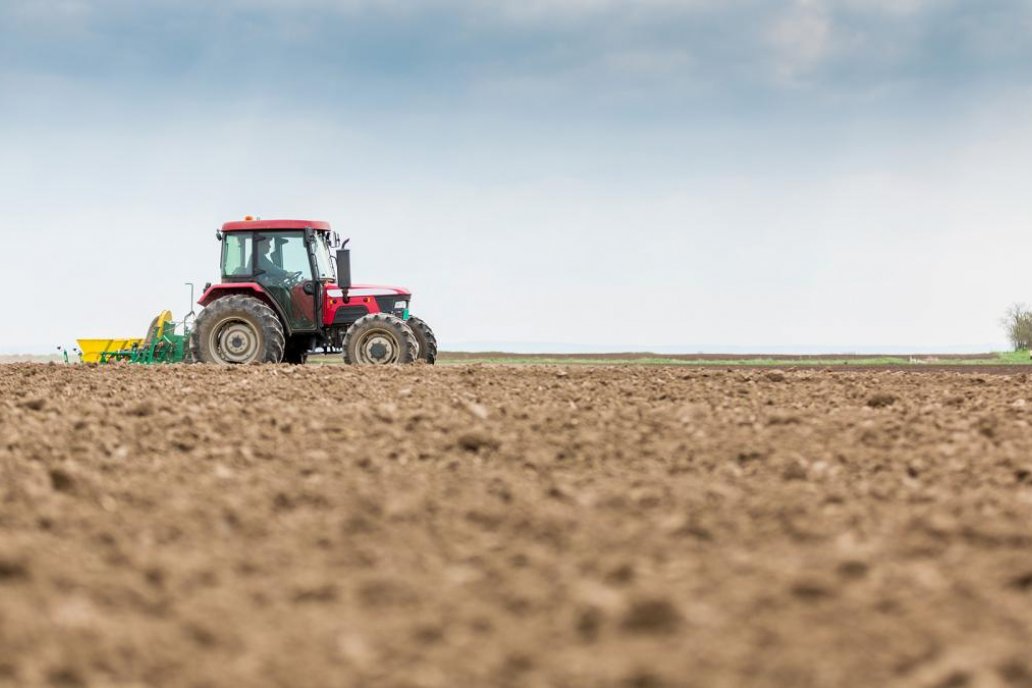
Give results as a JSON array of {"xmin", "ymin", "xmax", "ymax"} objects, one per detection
[
  {"xmin": 336, "ymin": 248, "xmax": 351, "ymax": 289},
  {"xmin": 215, "ymin": 230, "xmax": 223, "ymax": 241}
]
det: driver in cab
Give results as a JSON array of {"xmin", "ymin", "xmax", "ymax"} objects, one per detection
[
  {"xmin": 256, "ymin": 238, "xmax": 304, "ymax": 322},
  {"xmin": 258, "ymin": 240, "xmax": 291, "ymax": 282}
]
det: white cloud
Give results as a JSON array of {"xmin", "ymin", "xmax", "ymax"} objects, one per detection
[
  {"xmin": 767, "ymin": 0, "xmax": 834, "ymax": 85},
  {"xmin": 2, "ymin": 0, "xmax": 95, "ymax": 34},
  {"xmin": 603, "ymin": 47, "xmax": 695, "ymax": 76},
  {"xmin": 834, "ymin": 0, "xmax": 932, "ymax": 16},
  {"xmin": 464, "ymin": 0, "xmax": 717, "ymax": 24}
]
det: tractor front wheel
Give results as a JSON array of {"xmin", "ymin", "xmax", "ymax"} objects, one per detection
[
  {"xmin": 406, "ymin": 316, "xmax": 438, "ymax": 364},
  {"xmin": 189, "ymin": 295, "xmax": 286, "ymax": 364},
  {"xmin": 343, "ymin": 313, "xmax": 418, "ymax": 365}
]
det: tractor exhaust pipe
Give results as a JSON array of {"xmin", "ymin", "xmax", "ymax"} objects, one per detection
[{"xmin": 336, "ymin": 248, "xmax": 351, "ymax": 290}]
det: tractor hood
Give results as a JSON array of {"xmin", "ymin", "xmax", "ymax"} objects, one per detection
[
  {"xmin": 336, "ymin": 284, "xmax": 411, "ymax": 316},
  {"xmin": 343, "ymin": 284, "xmax": 411, "ymax": 297}
]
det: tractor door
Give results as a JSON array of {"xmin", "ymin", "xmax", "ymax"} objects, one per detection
[{"xmin": 254, "ymin": 232, "xmax": 318, "ymax": 332}]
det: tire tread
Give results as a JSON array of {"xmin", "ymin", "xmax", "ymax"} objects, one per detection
[
  {"xmin": 406, "ymin": 316, "xmax": 438, "ymax": 364},
  {"xmin": 342, "ymin": 313, "xmax": 418, "ymax": 365},
  {"xmin": 188, "ymin": 294, "xmax": 285, "ymax": 364}
]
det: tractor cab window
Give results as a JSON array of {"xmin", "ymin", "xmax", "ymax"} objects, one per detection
[
  {"xmin": 314, "ymin": 233, "xmax": 336, "ymax": 280},
  {"xmin": 222, "ymin": 233, "xmax": 254, "ymax": 278},
  {"xmin": 256, "ymin": 232, "xmax": 312, "ymax": 282},
  {"xmin": 254, "ymin": 231, "xmax": 318, "ymax": 332}
]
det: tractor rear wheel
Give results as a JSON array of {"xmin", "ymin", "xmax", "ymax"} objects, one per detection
[
  {"xmin": 406, "ymin": 316, "xmax": 437, "ymax": 364},
  {"xmin": 343, "ymin": 313, "xmax": 418, "ymax": 365},
  {"xmin": 189, "ymin": 294, "xmax": 286, "ymax": 364}
]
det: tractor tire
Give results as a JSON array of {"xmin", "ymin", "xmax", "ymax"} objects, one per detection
[
  {"xmin": 343, "ymin": 313, "xmax": 418, "ymax": 365},
  {"xmin": 189, "ymin": 294, "xmax": 286, "ymax": 364},
  {"xmin": 406, "ymin": 316, "xmax": 438, "ymax": 364},
  {"xmin": 282, "ymin": 338, "xmax": 310, "ymax": 365}
]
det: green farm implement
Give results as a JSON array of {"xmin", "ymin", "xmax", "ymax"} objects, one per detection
[{"xmin": 75, "ymin": 285, "xmax": 197, "ymax": 365}]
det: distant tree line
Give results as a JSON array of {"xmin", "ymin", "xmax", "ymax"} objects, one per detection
[{"xmin": 1003, "ymin": 304, "xmax": 1032, "ymax": 351}]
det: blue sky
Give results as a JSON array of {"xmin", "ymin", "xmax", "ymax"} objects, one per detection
[{"xmin": 2, "ymin": 0, "xmax": 1031, "ymax": 353}]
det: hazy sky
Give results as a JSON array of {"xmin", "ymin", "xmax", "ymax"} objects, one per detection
[{"xmin": 2, "ymin": 0, "xmax": 1031, "ymax": 353}]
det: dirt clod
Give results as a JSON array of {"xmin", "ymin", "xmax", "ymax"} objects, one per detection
[
  {"xmin": 620, "ymin": 598, "xmax": 683, "ymax": 635},
  {"xmin": 0, "ymin": 552, "xmax": 29, "ymax": 581},
  {"xmin": 1008, "ymin": 572, "xmax": 1032, "ymax": 591},
  {"xmin": 128, "ymin": 400, "xmax": 155, "ymax": 417},
  {"xmin": 48, "ymin": 468, "xmax": 76, "ymax": 493},
  {"xmin": 837, "ymin": 560, "xmax": 870, "ymax": 579},
  {"xmin": 782, "ymin": 458, "xmax": 809, "ymax": 481},
  {"xmin": 456, "ymin": 430, "xmax": 500, "ymax": 452},
  {"xmin": 867, "ymin": 393, "xmax": 897, "ymax": 408},
  {"xmin": 576, "ymin": 606, "xmax": 604, "ymax": 642}
]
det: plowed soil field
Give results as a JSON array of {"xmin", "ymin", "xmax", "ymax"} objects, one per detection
[{"xmin": 3, "ymin": 364, "xmax": 1032, "ymax": 688}]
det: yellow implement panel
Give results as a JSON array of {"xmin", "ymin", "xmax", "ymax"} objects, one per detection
[
  {"xmin": 144, "ymin": 310, "xmax": 174, "ymax": 347},
  {"xmin": 76, "ymin": 339, "xmax": 144, "ymax": 363}
]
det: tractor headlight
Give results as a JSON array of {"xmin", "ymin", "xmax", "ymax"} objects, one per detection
[
  {"xmin": 394, "ymin": 300, "xmax": 408, "ymax": 310},
  {"xmin": 327, "ymin": 289, "xmax": 344, "ymax": 298}
]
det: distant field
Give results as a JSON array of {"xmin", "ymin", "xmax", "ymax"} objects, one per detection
[
  {"xmin": 6, "ymin": 351, "xmax": 1031, "ymax": 367},
  {"xmin": 299, "ymin": 350, "xmax": 1032, "ymax": 372},
  {"xmin": 0, "ymin": 354, "xmax": 63, "ymax": 363},
  {"xmin": 431, "ymin": 351, "xmax": 1032, "ymax": 367}
]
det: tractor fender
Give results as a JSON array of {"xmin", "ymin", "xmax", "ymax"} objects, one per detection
[{"xmin": 197, "ymin": 283, "xmax": 295, "ymax": 336}]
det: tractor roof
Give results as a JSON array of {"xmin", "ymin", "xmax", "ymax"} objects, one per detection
[{"xmin": 221, "ymin": 219, "xmax": 332, "ymax": 232}]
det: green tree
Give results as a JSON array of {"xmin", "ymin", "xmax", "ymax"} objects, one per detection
[{"xmin": 1002, "ymin": 303, "xmax": 1032, "ymax": 351}]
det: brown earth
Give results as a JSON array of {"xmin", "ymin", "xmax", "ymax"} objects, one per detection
[{"xmin": 3, "ymin": 363, "xmax": 1032, "ymax": 688}]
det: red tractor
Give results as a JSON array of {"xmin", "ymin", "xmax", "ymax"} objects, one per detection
[{"xmin": 189, "ymin": 218, "xmax": 436, "ymax": 365}]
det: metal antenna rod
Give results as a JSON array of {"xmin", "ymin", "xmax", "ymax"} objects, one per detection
[{"xmin": 184, "ymin": 283, "xmax": 196, "ymax": 326}]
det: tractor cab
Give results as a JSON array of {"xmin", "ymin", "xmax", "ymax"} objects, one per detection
[
  {"xmin": 217, "ymin": 220, "xmax": 337, "ymax": 334},
  {"xmin": 191, "ymin": 218, "xmax": 436, "ymax": 365}
]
